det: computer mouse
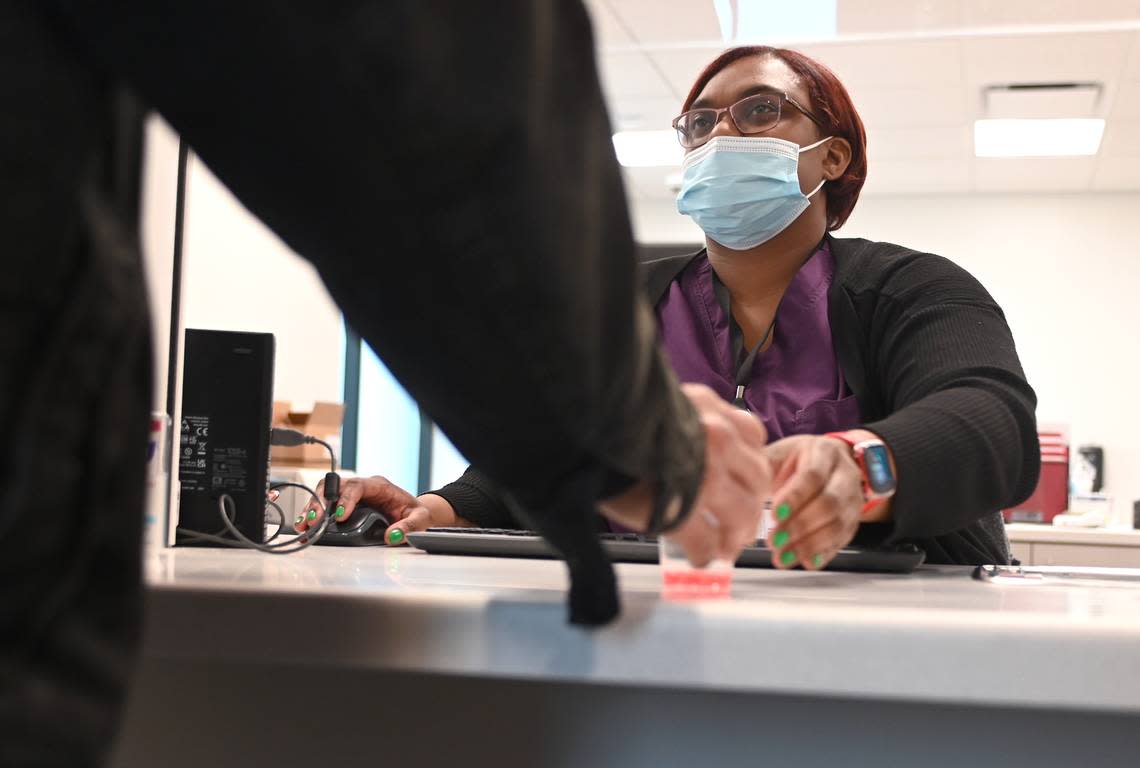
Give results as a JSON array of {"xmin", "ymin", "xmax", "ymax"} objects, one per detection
[{"xmin": 314, "ymin": 505, "xmax": 392, "ymax": 546}]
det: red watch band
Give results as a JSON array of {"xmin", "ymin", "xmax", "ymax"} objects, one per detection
[
  {"xmin": 824, "ymin": 431, "xmax": 859, "ymax": 448},
  {"xmin": 824, "ymin": 431, "xmax": 891, "ymax": 514}
]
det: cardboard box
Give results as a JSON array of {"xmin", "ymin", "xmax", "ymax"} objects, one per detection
[{"xmin": 271, "ymin": 401, "xmax": 345, "ymax": 468}]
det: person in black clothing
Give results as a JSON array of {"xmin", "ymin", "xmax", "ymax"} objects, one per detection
[
  {"xmin": 317, "ymin": 45, "xmax": 1040, "ymax": 571},
  {"xmin": 2, "ymin": 3, "xmax": 773, "ymax": 766}
]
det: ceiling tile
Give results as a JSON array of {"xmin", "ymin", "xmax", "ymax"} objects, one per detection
[
  {"xmin": 837, "ymin": 0, "xmax": 963, "ymax": 35},
  {"xmin": 597, "ymin": 51, "xmax": 675, "ymax": 100},
  {"xmin": 868, "ymin": 124, "xmax": 971, "ymax": 160},
  {"xmin": 847, "ymin": 84, "xmax": 968, "ymax": 127},
  {"xmin": 1126, "ymin": 30, "xmax": 1140, "ymax": 79},
  {"xmin": 861, "ymin": 158, "xmax": 970, "ymax": 196},
  {"xmin": 798, "ymin": 39, "xmax": 964, "ymax": 88},
  {"xmin": 647, "ymin": 47, "xmax": 728, "ymax": 99},
  {"xmin": 1101, "ymin": 120, "xmax": 1140, "ymax": 155},
  {"xmin": 962, "ymin": 0, "xmax": 1140, "ymax": 28},
  {"xmin": 583, "ymin": 0, "xmax": 635, "ymax": 47},
  {"xmin": 838, "ymin": 0, "xmax": 1140, "ymax": 35},
  {"xmin": 650, "ymin": 39, "xmax": 965, "ymax": 107},
  {"xmin": 1092, "ymin": 154, "xmax": 1140, "ymax": 189},
  {"xmin": 963, "ymin": 31, "xmax": 1133, "ymax": 89},
  {"xmin": 608, "ymin": 96, "xmax": 681, "ymax": 131},
  {"xmin": 599, "ymin": 14, "xmax": 1140, "ymax": 198},
  {"xmin": 604, "ymin": 0, "xmax": 722, "ymax": 45},
  {"xmin": 973, "ymin": 157, "xmax": 1097, "ymax": 192},
  {"xmin": 1109, "ymin": 80, "xmax": 1140, "ymax": 118}
]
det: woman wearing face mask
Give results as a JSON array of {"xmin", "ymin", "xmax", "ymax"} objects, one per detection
[{"xmin": 302, "ymin": 46, "xmax": 1039, "ymax": 571}]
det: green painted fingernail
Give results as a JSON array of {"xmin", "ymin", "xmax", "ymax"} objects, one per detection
[
  {"xmin": 307, "ymin": 509, "xmax": 318, "ymax": 521},
  {"xmin": 780, "ymin": 550, "xmax": 797, "ymax": 566},
  {"xmin": 388, "ymin": 529, "xmax": 405, "ymax": 544},
  {"xmin": 772, "ymin": 530, "xmax": 790, "ymax": 548},
  {"xmin": 776, "ymin": 503, "xmax": 791, "ymax": 521},
  {"xmin": 335, "ymin": 505, "xmax": 346, "ymax": 519},
  {"xmin": 812, "ymin": 554, "xmax": 824, "ymax": 569}
]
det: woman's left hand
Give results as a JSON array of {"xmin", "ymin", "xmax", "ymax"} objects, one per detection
[{"xmin": 764, "ymin": 434, "xmax": 865, "ymax": 570}]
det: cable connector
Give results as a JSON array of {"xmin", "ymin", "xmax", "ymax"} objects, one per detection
[
  {"xmin": 270, "ymin": 427, "xmax": 309, "ymax": 447},
  {"xmin": 269, "ymin": 428, "xmax": 337, "ymax": 472},
  {"xmin": 323, "ymin": 472, "xmax": 340, "ymax": 502}
]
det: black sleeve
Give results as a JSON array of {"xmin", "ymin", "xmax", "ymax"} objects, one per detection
[
  {"xmin": 45, "ymin": 0, "xmax": 705, "ymax": 624},
  {"xmin": 429, "ymin": 467, "xmax": 520, "ymax": 530},
  {"xmin": 862, "ymin": 254, "xmax": 1040, "ymax": 541}
]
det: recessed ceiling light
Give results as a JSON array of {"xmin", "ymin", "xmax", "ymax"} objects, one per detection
[
  {"xmin": 973, "ymin": 118, "xmax": 1105, "ymax": 158},
  {"xmin": 612, "ymin": 130, "xmax": 683, "ymax": 168}
]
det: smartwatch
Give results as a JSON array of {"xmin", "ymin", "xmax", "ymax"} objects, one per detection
[{"xmin": 824, "ymin": 432, "xmax": 897, "ymax": 513}]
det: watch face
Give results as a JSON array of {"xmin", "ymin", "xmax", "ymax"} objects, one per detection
[{"xmin": 863, "ymin": 444, "xmax": 896, "ymax": 494}]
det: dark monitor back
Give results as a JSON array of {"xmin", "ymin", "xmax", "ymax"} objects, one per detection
[{"xmin": 177, "ymin": 329, "xmax": 274, "ymax": 545}]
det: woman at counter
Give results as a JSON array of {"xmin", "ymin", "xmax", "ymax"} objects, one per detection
[{"xmin": 300, "ymin": 45, "xmax": 1040, "ymax": 570}]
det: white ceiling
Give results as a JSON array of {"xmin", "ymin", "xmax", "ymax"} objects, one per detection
[{"xmin": 584, "ymin": 0, "xmax": 1140, "ymax": 199}]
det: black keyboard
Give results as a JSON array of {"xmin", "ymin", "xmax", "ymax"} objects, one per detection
[{"xmin": 407, "ymin": 528, "xmax": 926, "ymax": 573}]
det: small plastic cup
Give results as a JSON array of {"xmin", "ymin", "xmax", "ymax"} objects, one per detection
[
  {"xmin": 658, "ymin": 535, "xmax": 734, "ymax": 600},
  {"xmin": 758, "ymin": 500, "xmax": 774, "ymax": 542}
]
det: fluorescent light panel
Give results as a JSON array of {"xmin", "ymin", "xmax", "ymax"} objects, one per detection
[
  {"xmin": 612, "ymin": 130, "xmax": 683, "ymax": 167},
  {"xmin": 973, "ymin": 118, "xmax": 1105, "ymax": 158}
]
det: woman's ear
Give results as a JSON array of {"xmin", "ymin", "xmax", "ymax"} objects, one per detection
[{"xmin": 822, "ymin": 137, "xmax": 853, "ymax": 181}]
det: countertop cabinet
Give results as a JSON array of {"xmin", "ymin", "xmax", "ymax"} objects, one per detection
[{"xmin": 1006, "ymin": 523, "xmax": 1140, "ymax": 567}]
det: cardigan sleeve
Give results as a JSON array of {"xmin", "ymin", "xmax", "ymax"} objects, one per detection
[
  {"xmin": 860, "ymin": 253, "xmax": 1040, "ymax": 541},
  {"xmin": 428, "ymin": 467, "xmax": 520, "ymax": 530}
]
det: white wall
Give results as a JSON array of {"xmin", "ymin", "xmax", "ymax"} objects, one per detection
[
  {"xmin": 181, "ymin": 157, "xmax": 345, "ymax": 408},
  {"xmin": 140, "ymin": 116, "xmax": 180, "ymax": 412},
  {"xmin": 633, "ymin": 192, "xmax": 1140, "ymax": 514},
  {"xmin": 141, "ymin": 117, "xmax": 345, "ymax": 411}
]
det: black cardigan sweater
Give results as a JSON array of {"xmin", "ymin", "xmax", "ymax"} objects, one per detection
[{"xmin": 433, "ymin": 236, "xmax": 1041, "ymax": 567}]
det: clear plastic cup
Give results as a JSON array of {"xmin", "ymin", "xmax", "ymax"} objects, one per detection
[
  {"xmin": 758, "ymin": 500, "xmax": 774, "ymax": 542},
  {"xmin": 658, "ymin": 502, "xmax": 774, "ymax": 600},
  {"xmin": 658, "ymin": 534, "xmax": 734, "ymax": 600}
]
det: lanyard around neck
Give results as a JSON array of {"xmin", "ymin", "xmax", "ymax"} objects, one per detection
[
  {"xmin": 708, "ymin": 238, "xmax": 826, "ymax": 410},
  {"xmin": 711, "ymin": 272, "xmax": 776, "ymax": 411}
]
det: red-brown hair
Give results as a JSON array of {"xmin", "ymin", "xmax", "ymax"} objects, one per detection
[{"xmin": 682, "ymin": 46, "xmax": 867, "ymax": 230}]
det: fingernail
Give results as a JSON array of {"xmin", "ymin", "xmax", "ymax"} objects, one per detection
[
  {"xmin": 294, "ymin": 515, "xmax": 304, "ymax": 527},
  {"xmin": 307, "ymin": 509, "xmax": 318, "ymax": 521},
  {"xmin": 388, "ymin": 528, "xmax": 405, "ymax": 545},
  {"xmin": 780, "ymin": 550, "xmax": 797, "ymax": 566},
  {"xmin": 335, "ymin": 505, "xmax": 346, "ymax": 519},
  {"xmin": 776, "ymin": 503, "xmax": 791, "ymax": 521},
  {"xmin": 772, "ymin": 530, "xmax": 790, "ymax": 548},
  {"xmin": 812, "ymin": 554, "xmax": 824, "ymax": 569}
]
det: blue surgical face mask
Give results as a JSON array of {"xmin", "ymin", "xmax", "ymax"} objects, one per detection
[{"xmin": 675, "ymin": 135, "xmax": 832, "ymax": 251}]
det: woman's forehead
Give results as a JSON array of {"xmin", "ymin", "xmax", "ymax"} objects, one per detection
[{"xmin": 693, "ymin": 55, "xmax": 808, "ymax": 108}]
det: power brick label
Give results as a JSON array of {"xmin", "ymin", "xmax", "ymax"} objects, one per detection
[{"xmin": 179, "ymin": 415, "xmax": 210, "ymax": 492}]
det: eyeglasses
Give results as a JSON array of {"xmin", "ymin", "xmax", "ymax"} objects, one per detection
[{"xmin": 671, "ymin": 91, "xmax": 826, "ymax": 149}]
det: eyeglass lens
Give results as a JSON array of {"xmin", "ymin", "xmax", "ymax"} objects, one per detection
[{"xmin": 674, "ymin": 93, "xmax": 782, "ymax": 148}]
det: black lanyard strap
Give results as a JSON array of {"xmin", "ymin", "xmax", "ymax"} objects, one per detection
[{"xmin": 711, "ymin": 272, "xmax": 776, "ymax": 411}]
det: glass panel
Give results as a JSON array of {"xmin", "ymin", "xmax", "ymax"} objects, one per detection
[
  {"xmin": 354, "ymin": 342, "xmax": 420, "ymax": 492},
  {"xmin": 430, "ymin": 425, "xmax": 470, "ymax": 492}
]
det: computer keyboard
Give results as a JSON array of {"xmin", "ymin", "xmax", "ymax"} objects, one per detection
[{"xmin": 407, "ymin": 527, "xmax": 926, "ymax": 573}]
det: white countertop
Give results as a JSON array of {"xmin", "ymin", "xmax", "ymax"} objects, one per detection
[
  {"xmin": 144, "ymin": 545, "xmax": 1140, "ymax": 714},
  {"xmin": 1006, "ymin": 522, "xmax": 1140, "ymax": 546}
]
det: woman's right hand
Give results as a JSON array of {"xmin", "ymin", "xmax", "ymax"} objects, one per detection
[{"xmin": 294, "ymin": 476, "xmax": 467, "ymax": 545}]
